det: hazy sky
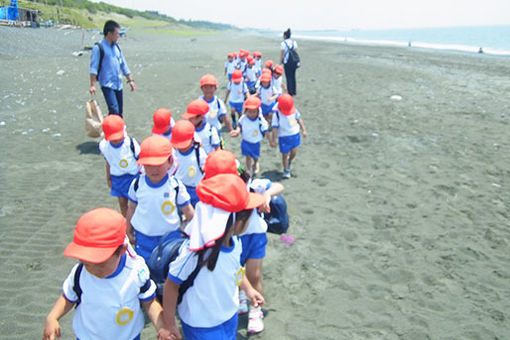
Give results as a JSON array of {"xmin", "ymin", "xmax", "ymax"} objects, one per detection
[{"xmin": 92, "ymin": 0, "xmax": 510, "ymax": 31}]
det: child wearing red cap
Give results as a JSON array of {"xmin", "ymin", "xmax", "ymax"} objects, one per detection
[
  {"xmin": 199, "ymin": 74, "xmax": 233, "ymax": 136},
  {"xmin": 230, "ymin": 96, "xmax": 270, "ymax": 176},
  {"xmin": 244, "ymin": 58, "xmax": 258, "ymax": 94},
  {"xmin": 171, "ymin": 120, "xmax": 207, "ymax": 207},
  {"xmin": 253, "ymin": 51, "xmax": 263, "ymax": 77},
  {"xmin": 126, "ymin": 136, "xmax": 194, "ymax": 262},
  {"xmin": 182, "ymin": 99, "xmax": 221, "ymax": 155},
  {"xmin": 270, "ymin": 94, "xmax": 308, "ymax": 178},
  {"xmin": 256, "ymin": 70, "xmax": 279, "ymax": 123},
  {"xmin": 224, "ymin": 69, "xmax": 249, "ymax": 129},
  {"xmin": 272, "ymin": 64, "xmax": 287, "ymax": 95},
  {"xmin": 163, "ymin": 174, "xmax": 265, "ymax": 340},
  {"xmin": 43, "ymin": 208, "xmax": 171, "ymax": 340},
  {"xmin": 224, "ymin": 53, "xmax": 236, "ymax": 81},
  {"xmin": 152, "ymin": 108, "xmax": 176, "ymax": 141},
  {"xmin": 99, "ymin": 115, "xmax": 140, "ymax": 216}
]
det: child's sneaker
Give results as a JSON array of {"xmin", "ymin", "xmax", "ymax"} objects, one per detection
[
  {"xmin": 248, "ymin": 306, "xmax": 264, "ymax": 334},
  {"xmin": 282, "ymin": 169, "xmax": 291, "ymax": 179},
  {"xmin": 238, "ymin": 290, "xmax": 249, "ymax": 315}
]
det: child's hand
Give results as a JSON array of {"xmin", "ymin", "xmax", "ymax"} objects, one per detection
[
  {"xmin": 42, "ymin": 318, "xmax": 61, "ymax": 340},
  {"xmin": 246, "ymin": 288, "xmax": 265, "ymax": 308},
  {"xmin": 157, "ymin": 327, "xmax": 181, "ymax": 340},
  {"xmin": 302, "ymin": 130, "xmax": 308, "ymax": 138},
  {"xmin": 230, "ymin": 129, "xmax": 240, "ymax": 138},
  {"xmin": 257, "ymin": 192, "xmax": 271, "ymax": 214},
  {"xmin": 270, "ymin": 141, "xmax": 277, "ymax": 148}
]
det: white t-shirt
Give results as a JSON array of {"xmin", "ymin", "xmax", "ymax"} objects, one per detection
[
  {"xmin": 201, "ymin": 95, "xmax": 227, "ymax": 133},
  {"xmin": 272, "ymin": 76, "xmax": 283, "ymax": 95},
  {"xmin": 280, "ymin": 38, "xmax": 298, "ymax": 64},
  {"xmin": 236, "ymin": 59, "xmax": 247, "ymax": 73},
  {"xmin": 272, "ymin": 107, "xmax": 301, "ymax": 137},
  {"xmin": 168, "ymin": 237, "xmax": 242, "ymax": 328},
  {"xmin": 227, "ymin": 81, "xmax": 248, "ymax": 104},
  {"xmin": 195, "ymin": 121, "xmax": 221, "ymax": 155},
  {"xmin": 244, "ymin": 66, "xmax": 257, "ymax": 83},
  {"xmin": 254, "ymin": 57, "xmax": 262, "ymax": 73},
  {"xmin": 257, "ymin": 83, "xmax": 278, "ymax": 106},
  {"xmin": 225, "ymin": 60, "xmax": 236, "ymax": 74},
  {"xmin": 238, "ymin": 113, "xmax": 268, "ymax": 144},
  {"xmin": 62, "ymin": 254, "xmax": 156, "ymax": 340},
  {"xmin": 128, "ymin": 174, "xmax": 190, "ymax": 236},
  {"xmin": 241, "ymin": 178, "xmax": 271, "ymax": 235},
  {"xmin": 174, "ymin": 145, "xmax": 206, "ymax": 188},
  {"xmin": 99, "ymin": 136, "xmax": 140, "ymax": 176}
]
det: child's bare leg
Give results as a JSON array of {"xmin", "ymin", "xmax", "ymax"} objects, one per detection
[
  {"xmin": 118, "ymin": 197, "xmax": 128, "ymax": 217},
  {"xmin": 253, "ymin": 158, "xmax": 260, "ymax": 175},
  {"xmin": 245, "ymin": 258, "xmax": 264, "ymax": 295},
  {"xmin": 246, "ymin": 156, "xmax": 253, "ymax": 175},
  {"xmin": 289, "ymin": 147, "xmax": 298, "ymax": 167},
  {"xmin": 265, "ymin": 113, "xmax": 272, "ymax": 124},
  {"xmin": 281, "ymin": 153, "xmax": 290, "ymax": 170}
]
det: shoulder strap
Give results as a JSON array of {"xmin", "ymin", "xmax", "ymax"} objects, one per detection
[
  {"xmin": 177, "ymin": 251, "xmax": 204, "ymax": 305},
  {"xmin": 193, "ymin": 142, "xmax": 204, "ymax": 174},
  {"xmin": 129, "ymin": 137, "xmax": 139, "ymax": 160},
  {"xmin": 95, "ymin": 42, "xmax": 104, "ymax": 79},
  {"xmin": 73, "ymin": 263, "xmax": 84, "ymax": 307},
  {"xmin": 133, "ymin": 176, "xmax": 140, "ymax": 192}
]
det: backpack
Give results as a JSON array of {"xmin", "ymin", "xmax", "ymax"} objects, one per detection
[
  {"xmin": 284, "ymin": 40, "xmax": 301, "ymax": 68},
  {"xmin": 129, "ymin": 136, "xmax": 139, "ymax": 160},
  {"xmin": 192, "ymin": 141, "xmax": 204, "ymax": 175},
  {"xmin": 263, "ymin": 194, "xmax": 290, "ymax": 234},
  {"xmin": 94, "ymin": 41, "xmax": 122, "ymax": 78}
]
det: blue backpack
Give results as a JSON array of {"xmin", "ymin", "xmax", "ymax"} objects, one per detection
[{"xmin": 263, "ymin": 195, "xmax": 290, "ymax": 234}]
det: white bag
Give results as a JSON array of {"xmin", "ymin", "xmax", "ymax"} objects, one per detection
[{"xmin": 85, "ymin": 99, "xmax": 104, "ymax": 138}]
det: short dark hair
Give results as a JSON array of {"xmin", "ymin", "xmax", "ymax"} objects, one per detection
[
  {"xmin": 284, "ymin": 28, "xmax": 291, "ymax": 39},
  {"xmin": 103, "ymin": 20, "xmax": 120, "ymax": 36}
]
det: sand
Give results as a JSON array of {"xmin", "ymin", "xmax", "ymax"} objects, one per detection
[{"xmin": 1, "ymin": 26, "xmax": 509, "ymax": 339}]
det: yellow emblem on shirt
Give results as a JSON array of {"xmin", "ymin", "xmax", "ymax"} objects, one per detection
[
  {"xmin": 289, "ymin": 118, "xmax": 297, "ymax": 126},
  {"xmin": 116, "ymin": 307, "xmax": 134, "ymax": 325},
  {"xmin": 252, "ymin": 129, "xmax": 259, "ymax": 137},
  {"xmin": 119, "ymin": 159, "xmax": 128, "ymax": 168},
  {"xmin": 236, "ymin": 267, "xmax": 245, "ymax": 287},
  {"xmin": 208, "ymin": 109, "xmax": 217, "ymax": 119},
  {"xmin": 188, "ymin": 166, "xmax": 196, "ymax": 178},
  {"xmin": 161, "ymin": 200, "xmax": 175, "ymax": 215}
]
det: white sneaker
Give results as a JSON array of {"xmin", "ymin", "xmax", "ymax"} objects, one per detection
[
  {"xmin": 238, "ymin": 290, "xmax": 249, "ymax": 315},
  {"xmin": 282, "ymin": 168, "xmax": 291, "ymax": 179},
  {"xmin": 248, "ymin": 306, "xmax": 264, "ymax": 333}
]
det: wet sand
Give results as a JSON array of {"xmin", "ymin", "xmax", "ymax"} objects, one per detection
[{"xmin": 1, "ymin": 26, "xmax": 509, "ymax": 339}]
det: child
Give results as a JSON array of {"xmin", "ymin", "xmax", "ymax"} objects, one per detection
[
  {"xmin": 270, "ymin": 94, "xmax": 307, "ymax": 178},
  {"xmin": 224, "ymin": 69, "xmax": 248, "ymax": 129},
  {"xmin": 253, "ymin": 51, "xmax": 262, "ymax": 76},
  {"xmin": 126, "ymin": 135, "xmax": 194, "ymax": 262},
  {"xmin": 42, "ymin": 208, "xmax": 170, "ymax": 340},
  {"xmin": 199, "ymin": 73, "xmax": 233, "ymax": 135},
  {"xmin": 202, "ymin": 150, "xmax": 285, "ymax": 334},
  {"xmin": 244, "ymin": 58, "xmax": 258, "ymax": 94},
  {"xmin": 264, "ymin": 59, "xmax": 274, "ymax": 72},
  {"xmin": 230, "ymin": 96, "xmax": 270, "ymax": 176},
  {"xmin": 272, "ymin": 64, "xmax": 287, "ymax": 95},
  {"xmin": 99, "ymin": 115, "xmax": 140, "ymax": 217},
  {"xmin": 162, "ymin": 174, "xmax": 266, "ymax": 340},
  {"xmin": 256, "ymin": 71, "xmax": 279, "ymax": 123},
  {"xmin": 224, "ymin": 53, "xmax": 236, "ymax": 81},
  {"xmin": 236, "ymin": 50, "xmax": 248, "ymax": 73},
  {"xmin": 152, "ymin": 108, "xmax": 175, "ymax": 141},
  {"xmin": 171, "ymin": 120, "xmax": 207, "ymax": 207},
  {"xmin": 182, "ymin": 98, "xmax": 221, "ymax": 155}
]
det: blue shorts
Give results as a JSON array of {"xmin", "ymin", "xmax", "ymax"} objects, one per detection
[
  {"xmin": 134, "ymin": 229, "xmax": 182, "ymax": 263},
  {"xmin": 182, "ymin": 312, "xmax": 237, "ymax": 340},
  {"xmin": 240, "ymin": 233, "xmax": 268, "ymax": 266},
  {"xmin": 228, "ymin": 73, "xmax": 232, "ymax": 81},
  {"xmin": 278, "ymin": 133, "xmax": 301, "ymax": 154},
  {"xmin": 185, "ymin": 185, "xmax": 199, "ymax": 207},
  {"xmin": 229, "ymin": 101, "xmax": 243, "ymax": 113},
  {"xmin": 241, "ymin": 140, "xmax": 261, "ymax": 159},
  {"xmin": 246, "ymin": 81, "xmax": 256, "ymax": 91},
  {"xmin": 110, "ymin": 173, "xmax": 138, "ymax": 198},
  {"xmin": 261, "ymin": 103, "xmax": 275, "ymax": 116}
]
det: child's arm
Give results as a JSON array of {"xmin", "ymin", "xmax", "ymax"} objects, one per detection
[
  {"xmin": 240, "ymin": 276, "xmax": 265, "ymax": 308},
  {"xmin": 142, "ymin": 298, "xmax": 175, "ymax": 340},
  {"xmin": 105, "ymin": 161, "xmax": 112, "ymax": 189},
  {"xmin": 270, "ymin": 127, "xmax": 278, "ymax": 148},
  {"xmin": 298, "ymin": 119, "xmax": 307, "ymax": 138},
  {"xmin": 162, "ymin": 278, "xmax": 182, "ymax": 340},
  {"xmin": 230, "ymin": 125, "xmax": 241, "ymax": 137},
  {"xmin": 221, "ymin": 114, "xmax": 234, "ymax": 132},
  {"xmin": 43, "ymin": 295, "xmax": 75, "ymax": 340},
  {"xmin": 181, "ymin": 203, "xmax": 194, "ymax": 223},
  {"xmin": 126, "ymin": 201, "xmax": 137, "ymax": 245},
  {"xmin": 224, "ymin": 90, "xmax": 230, "ymax": 104}
]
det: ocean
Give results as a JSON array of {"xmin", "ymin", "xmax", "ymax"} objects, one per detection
[{"xmin": 291, "ymin": 25, "xmax": 510, "ymax": 56}]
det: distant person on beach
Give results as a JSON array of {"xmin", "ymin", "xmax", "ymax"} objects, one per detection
[
  {"xmin": 89, "ymin": 20, "xmax": 135, "ymax": 117},
  {"xmin": 42, "ymin": 208, "xmax": 170, "ymax": 340},
  {"xmin": 280, "ymin": 28, "xmax": 299, "ymax": 96},
  {"xmin": 99, "ymin": 115, "xmax": 140, "ymax": 217},
  {"xmin": 225, "ymin": 69, "xmax": 249, "ymax": 129}
]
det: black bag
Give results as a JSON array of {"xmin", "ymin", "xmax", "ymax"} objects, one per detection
[
  {"xmin": 285, "ymin": 40, "xmax": 301, "ymax": 68},
  {"xmin": 264, "ymin": 195, "xmax": 290, "ymax": 234}
]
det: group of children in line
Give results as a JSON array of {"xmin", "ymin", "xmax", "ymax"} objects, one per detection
[{"xmin": 43, "ymin": 48, "xmax": 308, "ymax": 340}]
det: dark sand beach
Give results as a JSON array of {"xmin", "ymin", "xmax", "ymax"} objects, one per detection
[{"xmin": 1, "ymin": 26, "xmax": 510, "ymax": 339}]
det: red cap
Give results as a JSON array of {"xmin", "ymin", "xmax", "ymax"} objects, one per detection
[
  {"xmin": 182, "ymin": 99, "xmax": 209, "ymax": 119},
  {"xmin": 233, "ymin": 52, "xmax": 238, "ymax": 57},
  {"xmin": 171, "ymin": 120, "xmax": 195, "ymax": 149},
  {"xmin": 227, "ymin": 53, "xmax": 234, "ymax": 58},
  {"xmin": 244, "ymin": 96, "xmax": 261, "ymax": 110},
  {"xmin": 232, "ymin": 69, "xmax": 243, "ymax": 83},
  {"xmin": 260, "ymin": 73, "xmax": 271, "ymax": 83},
  {"xmin": 248, "ymin": 58, "xmax": 255, "ymax": 66},
  {"xmin": 253, "ymin": 51, "xmax": 262, "ymax": 57},
  {"xmin": 264, "ymin": 60, "xmax": 274, "ymax": 68},
  {"xmin": 102, "ymin": 115, "xmax": 125, "ymax": 141},
  {"xmin": 274, "ymin": 64, "xmax": 284, "ymax": 75},
  {"xmin": 64, "ymin": 208, "xmax": 126, "ymax": 264},
  {"xmin": 200, "ymin": 74, "xmax": 218, "ymax": 87},
  {"xmin": 152, "ymin": 108, "xmax": 173, "ymax": 134},
  {"xmin": 197, "ymin": 174, "xmax": 265, "ymax": 212},
  {"xmin": 203, "ymin": 150, "xmax": 238, "ymax": 179},
  {"xmin": 137, "ymin": 135, "xmax": 173, "ymax": 165},
  {"xmin": 278, "ymin": 94, "xmax": 296, "ymax": 116}
]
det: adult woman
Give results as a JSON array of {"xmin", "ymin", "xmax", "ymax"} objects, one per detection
[{"xmin": 280, "ymin": 28, "xmax": 298, "ymax": 96}]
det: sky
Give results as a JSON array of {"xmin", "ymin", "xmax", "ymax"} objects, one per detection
[{"xmin": 91, "ymin": 0, "xmax": 510, "ymax": 31}]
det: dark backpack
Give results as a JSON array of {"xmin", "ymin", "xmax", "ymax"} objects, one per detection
[
  {"xmin": 129, "ymin": 136, "xmax": 139, "ymax": 160},
  {"xmin": 285, "ymin": 40, "xmax": 301, "ymax": 68},
  {"xmin": 263, "ymin": 194, "xmax": 290, "ymax": 234}
]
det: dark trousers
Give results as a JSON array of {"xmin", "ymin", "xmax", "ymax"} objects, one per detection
[
  {"xmin": 284, "ymin": 62, "xmax": 297, "ymax": 96},
  {"xmin": 101, "ymin": 86, "xmax": 123, "ymax": 116}
]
